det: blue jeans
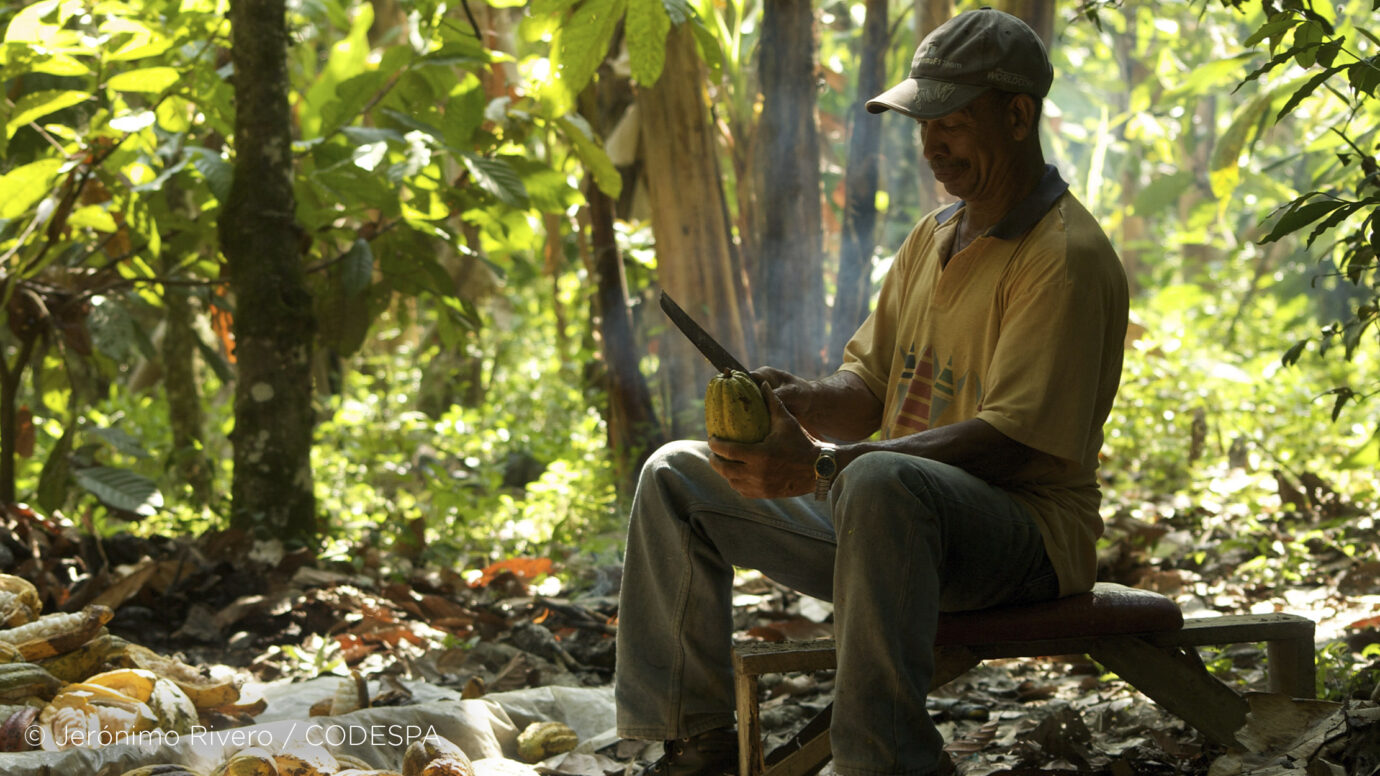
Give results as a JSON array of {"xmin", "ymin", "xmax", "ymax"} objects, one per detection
[{"xmin": 614, "ymin": 441, "xmax": 1061, "ymax": 776}]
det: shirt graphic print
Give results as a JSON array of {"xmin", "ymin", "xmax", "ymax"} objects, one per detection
[{"xmin": 883, "ymin": 344, "xmax": 981, "ymax": 438}]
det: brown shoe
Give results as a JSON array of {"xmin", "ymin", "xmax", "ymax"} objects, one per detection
[{"xmin": 638, "ymin": 728, "xmax": 737, "ymax": 776}]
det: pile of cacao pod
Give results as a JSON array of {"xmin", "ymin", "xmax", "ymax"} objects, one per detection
[
  {"xmin": 705, "ymin": 369, "xmax": 770, "ymax": 443},
  {"xmin": 0, "ymin": 573, "xmax": 245, "ymax": 752},
  {"xmin": 113, "ymin": 730, "xmax": 477, "ymax": 776}
]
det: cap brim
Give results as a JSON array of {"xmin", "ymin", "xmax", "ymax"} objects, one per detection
[{"xmin": 865, "ymin": 78, "xmax": 988, "ymax": 120}]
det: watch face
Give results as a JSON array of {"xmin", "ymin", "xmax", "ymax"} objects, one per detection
[{"xmin": 815, "ymin": 456, "xmax": 837, "ymax": 478}]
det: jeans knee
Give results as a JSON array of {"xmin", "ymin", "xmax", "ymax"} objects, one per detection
[
  {"xmin": 641, "ymin": 440, "xmax": 712, "ymax": 485},
  {"xmin": 832, "ymin": 452, "xmax": 945, "ymax": 539}
]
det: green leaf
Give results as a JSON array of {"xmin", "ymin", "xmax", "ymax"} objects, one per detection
[
  {"xmin": 73, "ymin": 466, "xmax": 164, "ymax": 516},
  {"xmin": 106, "ymin": 66, "xmax": 180, "ymax": 93},
  {"xmin": 626, "ymin": 0, "xmax": 671, "ymax": 86},
  {"xmin": 1132, "ymin": 171, "xmax": 1195, "ymax": 217},
  {"xmin": 1292, "ymin": 20, "xmax": 1324, "ymax": 67},
  {"xmin": 0, "ymin": 158, "xmax": 63, "ymax": 219},
  {"xmin": 1242, "ymin": 15, "xmax": 1298, "ymax": 49},
  {"xmin": 1349, "ymin": 58, "xmax": 1380, "ymax": 96},
  {"xmin": 87, "ymin": 426, "xmax": 153, "ymax": 459},
  {"xmin": 6, "ymin": 89, "xmax": 90, "ymax": 138},
  {"xmin": 663, "ymin": 0, "xmax": 693, "ymax": 24},
  {"xmin": 553, "ymin": 0, "xmax": 627, "ymax": 97},
  {"xmin": 1261, "ymin": 197, "xmax": 1349, "ymax": 243},
  {"xmin": 555, "ymin": 116, "xmax": 621, "ymax": 199},
  {"xmin": 4, "ymin": 0, "xmax": 64, "ymax": 44},
  {"xmin": 36, "ymin": 424, "xmax": 75, "ymax": 515},
  {"xmin": 1276, "ymin": 67, "xmax": 1341, "ymax": 122},
  {"xmin": 509, "ymin": 157, "xmax": 581, "ymax": 212},
  {"xmin": 1281, "ymin": 339, "xmax": 1309, "ymax": 366},
  {"xmin": 301, "ymin": 3, "xmax": 375, "ymax": 138},
  {"xmin": 341, "ymin": 238, "xmax": 374, "ymax": 297},
  {"xmin": 1315, "ymin": 38, "xmax": 1343, "ymax": 68},
  {"xmin": 319, "ymin": 69, "xmax": 391, "ymax": 138},
  {"xmin": 463, "ymin": 154, "xmax": 528, "ymax": 206},
  {"xmin": 1305, "ymin": 202, "xmax": 1359, "ymax": 246},
  {"xmin": 186, "ymin": 146, "xmax": 233, "ymax": 203},
  {"xmin": 442, "ymin": 74, "xmax": 486, "ymax": 150},
  {"xmin": 1208, "ymin": 90, "xmax": 1274, "ymax": 197},
  {"xmin": 67, "ymin": 204, "xmax": 118, "ymax": 232}
]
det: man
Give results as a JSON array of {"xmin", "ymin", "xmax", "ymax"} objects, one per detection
[{"xmin": 615, "ymin": 8, "xmax": 1129, "ymax": 776}]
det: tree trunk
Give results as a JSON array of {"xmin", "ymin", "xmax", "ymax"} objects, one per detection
[
  {"xmin": 221, "ymin": 0, "xmax": 318, "ymax": 545},
  {"xmin": 637, "ymin": 23, "xmax": 751, "ymax": 436},
  {"xmin": 998, "ymin": 0, "xmax": 1054, "ymax": 46},
  {"xmin": 587, "ymin": 182, "xmax": 665, "ymax": 499},
  {"xmin": 913, "ymin": 0, "xmax": 954, "ymax": 215},
  {"xmin": 580, "ymin": 69, "xmax": 664, "ymax": 501},
  {"xmin": 163, "ymin": 285, "xmax": 213, "ymax": 505},
  {"xmin": 831, "ymin": 0, "xmax": 888, "ymax": 365},
  {"xmin": 758, "ymin": 0, "xmax": 825, "ymax": 375}
]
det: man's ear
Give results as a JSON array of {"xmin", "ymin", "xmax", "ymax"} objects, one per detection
[{"xmin": 1007, "ymin": 94, "xmax": 1038, "ymax": 141}]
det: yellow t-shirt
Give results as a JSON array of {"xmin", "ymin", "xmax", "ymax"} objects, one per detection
[{"xmin": 838, "ymin": 168, "xmax": 1128, "ymax": 596}]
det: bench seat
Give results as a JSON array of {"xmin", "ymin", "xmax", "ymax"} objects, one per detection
[{"xmin": 732, "ymin": 582, "xmax": 1315, "ymax": 776}]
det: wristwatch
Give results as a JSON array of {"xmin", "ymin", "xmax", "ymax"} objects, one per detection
[{"xmin": 813, "ymin": 443, "xmax": 838, "ymax": 501}]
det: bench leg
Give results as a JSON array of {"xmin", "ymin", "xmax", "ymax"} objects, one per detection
[
  {"xmin": 737, "ymin": 670, "xmax": 763, "ymax": 776},
  {"xmin": 1088, "ymin": 636, "xmax": 1248, "ymax": 748},
  {"xmin": 1267, "ymin": 636, "xmax": 1316, "ymax": 698}
]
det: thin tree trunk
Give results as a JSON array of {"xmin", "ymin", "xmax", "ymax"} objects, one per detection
[
  {"xmin": 163, "ymin": 285, "xmax": 212, "ymax": 505},
  {"xmin": 222, "ymin": 0, "xmax": 317, "ymax": 545},
  {"xmin": 831, "ymin": 0, "xmax": 888, "ymax": 364},
  {"xmin": 580, "ymin": 69, "xmax": 665, "ymax": 501},
  {"xmin": 759, "ymin": 0, "xmax": 825, "ymax": 375},
  {"xmin": 587, "ymin": 182, "xmax": 665, "ymax": 499},
  {"xmin": 638, "ymin": 23, "xmax": 751, "ymax": 436},
  {"xmin": 914, "ymin": 0, "xmax": 954, "ymax": 215}
]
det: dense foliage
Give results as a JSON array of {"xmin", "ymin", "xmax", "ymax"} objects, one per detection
[{"xmin": 0, "ymin": 0, "xmax": 1375, "ymax": 584}]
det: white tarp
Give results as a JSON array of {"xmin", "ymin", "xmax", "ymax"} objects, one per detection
[{"xmin": 0, "ymin": 677, "xmax": 617, "ymax": 776}]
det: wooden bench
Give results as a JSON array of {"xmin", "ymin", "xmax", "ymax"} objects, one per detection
[{"xmin": 732, "ymin": 582, "xmax": 1315, "ymax": 776}]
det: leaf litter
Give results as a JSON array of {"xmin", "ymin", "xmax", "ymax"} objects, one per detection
[{"xmin": 1, "ymin": 484, "xmax": 1379, "ymax": 775}]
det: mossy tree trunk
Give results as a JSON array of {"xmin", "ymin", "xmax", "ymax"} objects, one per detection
[{"xmin": 221, "ymin": 0, "xmax": 318, "ymax": 545}]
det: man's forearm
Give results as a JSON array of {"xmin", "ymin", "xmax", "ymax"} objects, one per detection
[{"xmin": 837, "ymin": 417, "xmax": 1036, "ymax": 484}]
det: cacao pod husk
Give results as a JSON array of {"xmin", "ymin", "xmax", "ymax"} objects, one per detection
[
  {"xmin": 516, "ymin": 720, "xmax": 579, "ymax": 763},
  {"xmin": 403, "ymin": 734, "xmax": 471, "ymax": 776},
  {"xmin": 0, "ymin": 705, "xmax": 39, "ymax": 751},
  {"xmin": 38, "ymin": 632, "xmax": 129, "ymax": 682},
  {"xmin": 0, "ymin": 662, "xmax": 64, "ymax": 703},
  {"xmin": 705, "ymin": 370, "xmax": 770, "ymax": 443},
  {"xmin": 0, "ymin": 605, "xmax": 113, "ymax": 661},
  {"xmin": 0, "ymin": 574, "xmax": 41, "ymax": 628}
]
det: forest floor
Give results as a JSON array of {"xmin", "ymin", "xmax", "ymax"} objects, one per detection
[{"xmin": 3, "ymin": 491, "xmax": 1380, "ymax": 775}]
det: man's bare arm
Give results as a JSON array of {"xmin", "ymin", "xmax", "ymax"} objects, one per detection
[{"xmin": 837, "ymin": 417, "xmax": 1037, "ymax": 484}]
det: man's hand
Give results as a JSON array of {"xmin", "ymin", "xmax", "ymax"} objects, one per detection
[
  {"xmin": 708, "ymin": 383, "xmax": 819, "ymax": 499},
  {"xmin": 753, "ymin": 367, "xmax": 815, "ymax": 420}
]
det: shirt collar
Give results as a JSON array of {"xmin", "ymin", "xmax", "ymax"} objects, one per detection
[{"xmin": 933, "ymin": 164, "xmax": 1069, "ymax": 240}]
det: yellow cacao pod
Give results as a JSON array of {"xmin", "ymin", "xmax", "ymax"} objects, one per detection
[
  {"xmin": 516, "ymin": 720, "xmax": 579, "ymax": 763},
  {"xmin": 705, "ymin": 370, "xmax": 769, "ymax": 443}
]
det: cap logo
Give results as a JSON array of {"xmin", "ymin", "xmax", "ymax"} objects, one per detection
[
  {"xmin": 987, "ymin": 68, "xmax": 1035, "ymax": 90},
  {"xmin": 913, "ymin": 41, "xmax": 962, "ymax": 71},
  {"xmin": 914, "ymin": 82, "xmax": 957, "ymax": 103}
]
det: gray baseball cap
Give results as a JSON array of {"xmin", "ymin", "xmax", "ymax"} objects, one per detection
[{"xmin": 866, "ymin": 8, "xmax": 1052, "ymax": 120}]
